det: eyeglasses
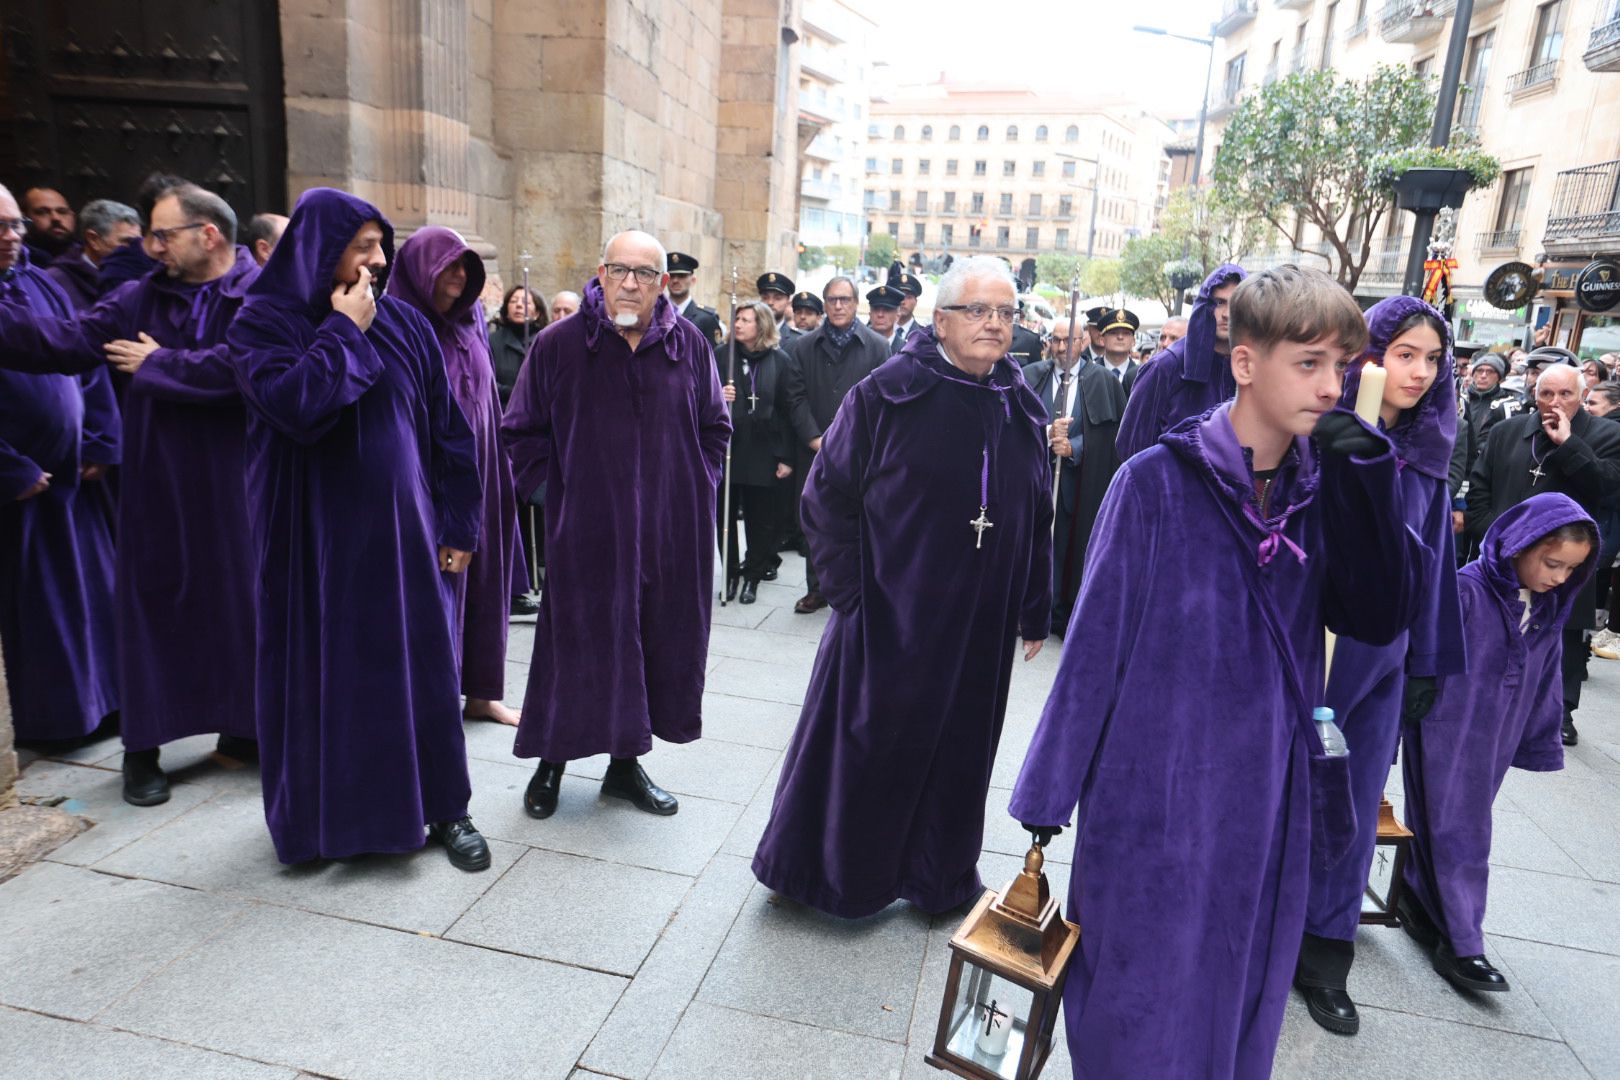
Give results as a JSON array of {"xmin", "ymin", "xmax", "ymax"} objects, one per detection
[
  {"xmin": 603, "ymin": 263, "xmax": 663, "ymax": 286},
  {"xmin": 150, "ymin": 222, "xmax": 209, "ymax": 246},
  {"xmin": 823, "ymin": 295, "xmax": 856, "ymax": 306},
  {"xmin": 0, "ymin": 218, "xmax": 27, "ymax": 236},
  {"xmin": 939, "ymin": 303, "xmax": 1019, "ymax": 325}
]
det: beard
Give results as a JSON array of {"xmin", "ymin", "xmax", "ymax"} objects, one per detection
[{"xmin": 613, "ymin": 311, "xmax": 640, "ymax": 328}]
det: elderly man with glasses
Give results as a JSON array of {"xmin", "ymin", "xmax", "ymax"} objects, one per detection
[
  {"xmin": 753, "ymin": 254, "xmax": 1052, "ymax": 918},
  {"xmin": 780, "ymin": 275, "xmax": 893, "ymax": 613},
  {"xmin": 0, "ymin": 181, "xmax": 260, "ymax": 807},
  {"xmin": 502, "ymin": 230, "xmax": 731, "ymax": 821}
]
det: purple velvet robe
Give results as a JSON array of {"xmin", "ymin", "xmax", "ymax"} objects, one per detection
[
  {"xmin": 1116, "ymin": 263, "xmax": 1247, "ymax": 459},
  {"xmin": 0, "ymin": 249, "xmax": 259, "ymax": 752},
  {"xmin": 752, "ymin": 331, "xmax": 1053, "ymax": 917},
  {"xmin": 386, "ymin": 227, "xmax": 520, "ymax": 702},
  {"xmin": 1306, "ymin": 296, "xmax": 1469, "ymax": 942},
  {"xmin": 45, "ymin": 246, "xmax": 98, "ymax": 311},
  {"xmin": 0, "ymin": 256, "xmax": 119, "ymax": 740},
  {"xmin": 502, "ymin": 279, "xmax": 729, "ymax": 761},
  {"xmin": 228, "ymin": 188, "xmax": 483, "ymax": 863},
  {"xmin": 1009, "ymin": 403, "xmax": 1426, "ymax": 1080},
  {"xmin": 1402, "ymin": 494, "xmax": 1594, "ymax": 957}
]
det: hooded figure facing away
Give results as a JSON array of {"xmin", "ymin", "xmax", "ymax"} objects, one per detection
[{"xmin": 228, "ymin": 188, "xmax": 491, "ymax": 871}]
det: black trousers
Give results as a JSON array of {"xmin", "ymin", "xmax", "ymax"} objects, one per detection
[
  {"xmin": 1295, "ymin": 932, "xmax": 1354, "ymax": 989},
  {"xmin": 719, "ymin": 481, "xmax": 789, "ymax": 583}
]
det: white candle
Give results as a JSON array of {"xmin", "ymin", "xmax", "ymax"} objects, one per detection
[
  {"xmin": 976, "ymin": 998, "xmax": 1013, "ymax": 1057},
  {"xmin": 1353, "ymin": 361, "xmax": 1387, "ymax": 425}
]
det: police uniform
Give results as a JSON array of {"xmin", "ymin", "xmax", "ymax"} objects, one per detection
[
  {"xmin": 866, "ymin": 284, "xmax": 906, "ymax": 354},
  {"xmin": 888, "ymin": 267, "xmax": 926, "ymax": 342},
  {"xmin": 668, "ymin": 251, "xmax": 725, "ymax": 351},
  {"xmin": 1097, "ymin": 307, "xmax": 1141, "ymax": 393},
  {"xmin": 789, "ymin": 290, "xmax": 823, "ymax": 336}
]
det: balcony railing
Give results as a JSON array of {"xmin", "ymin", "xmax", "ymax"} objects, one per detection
[
  {"xmin": 1476, "ymin": 229, "xmax": 1521, "ymax": 255},
  {"xmin": 1586, "ymin": 3, "xmax": 1620, "ymax": 71},
  {"xmin": 1455, "ymin": 93, "xmax": 1482, "ymax": 135},
  {"xmin": 1545, "ymin": 159, "xmax": 1620, "ymax": 247},
  {"xmin": 1210, "ymin": 84, "xmax": 1244, "ymax": 118},
  {"xmin": 1379, "ymin": 1, "xmax": 1447, "ymax": 44},
  {"xmin": 800, "ymin": 178, "xmax": 844, "ymax": 201},
  {"xmin": 1346, "ymin": 15, "xmax": 1369, "ymax": 40},
  {"xmin": 1359, "ymin": 237, "xmax": 1411, "ymax": 284},
  {"xmin": 1289, "ymin": 40, "xmax": 1319, "ymax": 73},
  {"xmin": 1213, "ymin": 0, "xmax": 1258, "ymax": 35},
  {"xmin": 1506, "ymin": 59, "xmax": 1559, "ymax": 96}
]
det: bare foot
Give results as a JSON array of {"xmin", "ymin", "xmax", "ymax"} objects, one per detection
[{"xmin": 464, "ymin": 698, "xmax": 521, "ymax": 727}]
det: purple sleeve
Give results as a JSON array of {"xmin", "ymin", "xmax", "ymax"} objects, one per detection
[
  {"xmin": 695, "ymin": 335, "xmax": 732, "ymax": 489},
  {"xmin": 1020, "ymin": 452, "xmax": 1054, "ymax": 641},
  {"xmin": 1114, "ymin": 348, "xmax": 1172, "ymax": 459},
  {"xmin": 0, "ymin": 433, "xmax": 44, "ymax": 501},
  {"xmin": 421, "ymin": 328, "xmax": 482, "ymax": 553},
  {"xmin": 1320, "ymin": 415, "xmax": 1429, "ymax": 646},
  {"xmin": 0, "ymin": 288, "xmax": 130, "ymax": 374},
  {"xmin": 1407, "ymin": 477, "xmax": 1467, "ymax": 678},
  {"xmin": 800, "ymin": 388, "xmax": 870, "ymax": 615},
  {"xmin": 499, "ymin": 336, "xmax": 550, "ymax": 502},
  {"xmin": 230, "ymin": 310, "xmax": 384, "ymax": 446},
  {"xmin": 130, "ymin": 344, "xmax": 241, "ymax": 404},
  {"xmin": 1511, "ymin": 647, "xmax": 1566, "ymax": 772},
  {"xmin": 79, "ymin": 366, "xmax": 122, "ymax": 466},
  {"xmin": 1008, "ymin": 470, "xmax": 1151, "ymax": 827}
]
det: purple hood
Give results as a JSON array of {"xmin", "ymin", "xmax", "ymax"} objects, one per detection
[
  {"xmin": 385, "ymin": 226, "xmax": 486, "ymax": 357},
  {"xmin": 1340, "ymin": 295, "xmax": 1456, "ymax": 482},
  {"xmin": 1181, "ymin": 262, "xmax": 1247, "ymax": 384},
  {"xmin": 1471, "ymin": 493, "xmax": 1599, "ymax": 629},
  {"xmin": 245, "ymin": 187, "xmax": 395, "ymax": 317}
]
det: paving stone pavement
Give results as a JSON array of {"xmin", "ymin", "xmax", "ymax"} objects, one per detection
[{"xmin": 7, "ymin": 550, "xmax": 1620, "ymax": 1079}]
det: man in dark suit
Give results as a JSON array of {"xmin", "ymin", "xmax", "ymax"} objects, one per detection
[
  {"xmin": 1096, "ymin": 307, "xmax": 1141, "ymax": 393},
  {"xmin": 1008, "ymin": 302, "xmax": 1043, "ymax": 367},
  {"xmin": 667, "ymin": 251, "xmax": 724, "ymax": 350},
  {"xmin": 889, "ymin": 263, "xmax": 926, "ymax": 343}
]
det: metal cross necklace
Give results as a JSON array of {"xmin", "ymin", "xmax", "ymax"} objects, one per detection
[
  {"xmin": 970, "ymin": 445, "xmax": 994, "ymax": 549},
  {"xmin": 1529, "ymin": 437, "xmax": 1550, "ymax": 483},
  {"xmin": 742, "ymin": 358, "xmax": 759, "ymax": 410}
]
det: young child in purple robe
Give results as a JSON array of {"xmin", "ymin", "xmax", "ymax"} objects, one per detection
[
  {"xmin": 1010, "ymin": 264, "xmax": 1425, "ymax": 1080},
  {"xmin": 1399, "ymin": 493, "xmax": 1596, "ymax": 994}
]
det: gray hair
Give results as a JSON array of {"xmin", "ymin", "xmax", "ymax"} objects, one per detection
[
  {"xmin": 936, "ymin": 255, "xmax": 1017, "ymax": 309},
  {"xmin": 601, "ymin": 230, "xmax": 668, "ymax": 272},
  {"xmin": 0, "ymin": 183, "xmax": 12, "ymax": 206},
  {"xmin": 167, "ymin": 185, "xmax": 237, "ymax": 244},
  {"xmin": 79, "ymin": 199, "xmax": 140, "ymax": 240},
  {"xmin": 822, "ymin": 275, "xmax": 856, "ymax": 299}
]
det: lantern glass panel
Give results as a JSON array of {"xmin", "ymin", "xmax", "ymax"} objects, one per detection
[
  {"xmin": 1363, "ymin": 841, "xmax": 1398, "ymax": 918},
  {"xmin": 943, "ymin": 960, "xmax": 1037, "ymax": 1079}
]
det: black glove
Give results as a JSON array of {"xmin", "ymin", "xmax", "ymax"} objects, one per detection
[
  {"xmin": 1024, "ymin": 824, "xmax": 1064, "ymax": 847},
  {"xmin": 1402, "ymin": 675, "xmax": 1438, "ymax": 723},
  {"xmin": 1313, "ymin": 410, "xmax": 1385, "ymax": 460}
]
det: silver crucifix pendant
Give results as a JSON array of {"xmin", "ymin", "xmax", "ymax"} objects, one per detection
[
  {"xmin": 970, "ymin": 505, "xmax": 994, "ymax": 549},
  {"xmin": 748, "ymin": 391, "xmax": 759, "ymax": 410},
  {"xmin": 1529, "ymin": 464, "xmax": 1545, "ymax": 482}
]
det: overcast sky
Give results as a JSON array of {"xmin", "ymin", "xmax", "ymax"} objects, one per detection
[{"xmin": 872, "ymin": 0, "xmax": 1220, "ymax": 120}]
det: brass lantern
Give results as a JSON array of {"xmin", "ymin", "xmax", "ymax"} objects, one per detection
[
  {"xmin": 926, "ymin": 843, "xmax": 1080, "ymax": 1080},
  {"xmin": 1360, "ymin": 796, "xmax": 1413, "ymax": 927}
]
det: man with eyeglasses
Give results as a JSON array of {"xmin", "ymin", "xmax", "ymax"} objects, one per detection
[
  {"xmin": 503, "ymin": 230, "xmax": 731, "ymax": 822},
  {"xmin": 0, "ymin": 182, "xmax": 119, "ymax": 750},
  {"xmin": 0, "ymin": 181, "xmax": 260, "ymax": 807},
  {"xmin": 780, "ymin": 275, "xmax": 891, "ymax": 613},
  {"xmin": 753, "ymin": 254, "xmax": 1052, "ymax": 918}
]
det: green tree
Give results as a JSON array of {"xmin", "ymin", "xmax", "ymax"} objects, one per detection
[
  {"xmin": 798, "ymin": 245, "xmax": 826, "ymax": 272},
  {"xmin": 1119, "ymin": 233, "xmax": 1182, "ymax": 311},
  {"xmin": 1213, "ymin": 65, "xmax": 1444, "ymax": 290},
  {"xmin": 825, "ymin": 244, "xmax": 862, "ymax": 273},
  {"xmin": 1035, "ymin": 252, "xmax": 1085, "ymax": 291},
  {"xmin": 865, "ymin": 233, "xmax": 897, "ymax": 269},
  {"xmin": 1081, "ymin": 257, "xmax": 1121, "ymax": 300},
  {"xmin": 1155, "ymin": 187, "xmax": 1266, "ymax": 280}
]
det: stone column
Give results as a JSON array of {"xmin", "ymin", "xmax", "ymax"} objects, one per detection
[{"xmin": 717, "ymin": 0, "xmax": 800, "ymax": 280}]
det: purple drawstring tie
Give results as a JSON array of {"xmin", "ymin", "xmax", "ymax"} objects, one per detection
[{"xmin": 1242, "ymin": 501, "xmax": 1308, "ymax": 567}]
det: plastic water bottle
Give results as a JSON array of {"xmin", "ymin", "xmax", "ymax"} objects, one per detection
[{"xmin": 1313, "ymin": 707, "xmax": 1349, "ymax": 757}]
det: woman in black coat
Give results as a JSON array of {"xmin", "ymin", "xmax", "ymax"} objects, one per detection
[
  {"xmin": 720, "ymin": 299, "xmax": 796, "ymax": 604},
  {"xmin": 488, "ymin": 285, "xmax": 548, "ymax": 408}
]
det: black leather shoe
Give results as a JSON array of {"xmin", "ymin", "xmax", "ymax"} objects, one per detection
[
  {"xmin": 428, "ymin": 816, "xmax": 491, "ymax": 872},
  {"xmin": 510, "ymin": 593, "xmax": 540, "ymax": 617},
  {"xmin": 524, "ymin": 760, "xmax": 565, "ymax": 819},
  {"xmin": 794, "ymin": 591, "xmax": 828, "ymax": 614},
  {"xmin": 1434, "ymin": 943, "xmax": 1509, "ymax": 992},
  {"xmin": 214, "ymin": 734, "xmax": 259, "ymax": 763},
  {"xmin": 739, "ymin": 580, "xmax": 758, "ymax": 605},
  {"xmin": 726, "ymin": 577, "xmax": 740, "ymax": 601},
  {"xmin": 1298, "ymin": 984, "xmax": 1359, "ymax": 1035},
  {"xmin": 601, "ymin": 759, "xmax": 679, "ymax": 816},
  {"xmin": 762, "ymin": 567, "xmax": 778, "ymax": 581},
  {"xmin": 122, "ymin": 748, "xmax": 170, "ymax": 807},
  {"xmin": 1397, "ymin": 891, "xmax": 1442, "ymax": 951},
  {"xmin": 1563, "ymin": 718, "xmax": 1579, "ymax": 746}
]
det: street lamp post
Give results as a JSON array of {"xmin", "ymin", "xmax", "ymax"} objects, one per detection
[
  {"xmin": 1056, "ymin": 151, "xmax": 1102, "ymax": 261},
  {"xmin": 1133, "ymin": 25, "xmax": 1216, "ymax": 186},
  {"xmin": 1400, "ymin": 0, "xmax": 1476, "ymax": 298}
]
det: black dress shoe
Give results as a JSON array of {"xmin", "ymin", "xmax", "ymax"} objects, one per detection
[
  {"xmin": 1563, "ymin": 718, "xmax": 1579, "ymax": 746},
  {"xmin": 1397, "ymin": 891, "xmax": 1442, "ymax": 951},
  {"xmin": 601, "ymin": 759, "xmax": 679, "ymax": 816},
  {"xmin": 122, "ymin": 748, "xmax": 170, "ymax": 807},
  {"xmin": 794, "ymin": 591, "xmax": 828, "ymax": 614},
  {"xmin": 1434, "ymin": 943, "xmax": 1509, "ymax": 992},
  {"xmin": 524, "ymin": 760, "xmax": 565, "ymax": 819},
  {"xmin": 428, "ymin": 816, "xmax": 492, "ymax": 872},
  {"xmin": 726, "ymin": 577, "xmax": 740, "ymax": 601},
  {"xmin": 214, "ymin": 734, "xmax": 259, "ymax": 763},
  {"xmin": 762, "ymin": 567, "xmax": 778, "ymax": 581},
  {"xmin": 1297, "ymin": 983, "xmax": 1359, "ymax": 1035},
  {"xmin": 510, "ymin": 593, "xmax": 540, "ymax": 617},
  {"xmin": 739, "ymin": 580, "xmax": 758, "ymax": 605}
]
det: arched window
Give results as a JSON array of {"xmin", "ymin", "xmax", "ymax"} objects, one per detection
[
  {"xmin": 1035, "ymin": 124, "xmax": 1049, "ymax": 142},
  {"xmin": 1064, "ymin": 124, "xmax": 1079, "ymax": 142},
  {"xmin": 921, "ymin": 124, "xmax": 933, "ymax": 141},
  {"xmin": 976, "ymin": 124, "xmax": 990, "ymax": 141},
  {"xmin": 1006, "ymin": 125, "xmax": 1019, "ymax": 141},
  {"xmin": 893, "ymin": 125, "xmax": 905, "ymax": 140},
  {"xmin": 948, "ymin": 125, "xmax": 961, "ymax": 140}
]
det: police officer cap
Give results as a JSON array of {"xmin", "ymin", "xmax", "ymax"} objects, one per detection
[
  {"xmin": 756, "ymin": 271, "xmax": 795, "ymax": 296},
  {"xmin": 791, "ymin": 290, "xmax": 824, "ymax": 314},
  {"xmin": 1099, "ymin": 308, "xmax": 1141, "ymax": 334},
  {"xmin": 866, "ymin": 285, "xmax": 903, "ymax": 310},
  {"xmin": 667, "ymin": 252, "xmax": 699, "ymax": 275}
]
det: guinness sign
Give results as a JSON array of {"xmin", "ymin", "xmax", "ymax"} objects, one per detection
[
  {"xmin": 1483, "ymin": 262, "xmax": 1537, "ymax": 311},
  {"xmin": 1575, "ymin": 258, "xmax": 1620, "ymax": 313}
]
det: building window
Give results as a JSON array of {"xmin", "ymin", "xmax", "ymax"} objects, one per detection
[
  {"xmin": 1531, "ymin": 0, "xmax": 1567, "ymax": 69},
  {"xmin": 889, "ymin": 190, "xmax": 901, "ymax": 211},
  {"xmin": 1032, "ymin": 161, "xmax": 1046, "ymax": 177},
  {"xmin": 974, "ymin": 160, "xmax": 987, "ymax": 177},
  {"xmin": 971, "ymin": 192, "xmax": 986, "ymax": 213},
  {"xmin": 944, "ymin": 191, "xmax": 957, "ymax": 211},
  {"xmin": 891, "ymin": 158, "xmax": 903, "ymax": 174},
  {"xmin": 1321, "ymin": 2, "xmax": 1338, "ymax": 68},
  {"xmin": 865, "ymin": 157, "xmax": 878, "ymax": 172},
  {"xmin": 946, "ymin": 159, "xmax": 959, "ymax": 176},
  {"xmin": 812, "ymin": 166, "xmax": 823, "ymax": 180},
  {"xmin": 1494, "ymin": 167, "xmax": 1533, "ymax": 234},
  {"xmin": 888, "ymin": 222, "xmax": 899, "ymax": 238},
  {"xmin": 1025, "ymin": 227, "xmax": 1040, "ymax": 248},
  {"xmin": 976, "ymin": 124, "xmax": 990, "ymax": 141},
  {"xmin": 1006, "ymin": 125, "xmax": 1019, "ymax": 141},
  {"xmin": 1059, "ymin": 195, "xmax": 1074, "ymax": 217},
  {"xmin": 1457, "ymin": 29, "xmax": 1494, "ymax": 129},
  {"xmin": 1029, "ymin": 193, "xmax": 1042, "ymax": 215},
  {"xmin": 893, "ymin": 125, "xmax": 906, "ymax": 140},
  {"xmin": 942, "ymin": 223, "xmax": 954, "ymax": 245},
  {"xmin": 1003, "ymin": 160, "xmax": 1016, "ymax": 177},
  {"xmin": 1056, "ymin": 227, "xmax": 1070, "ymax": 248},
  {"xmin": 914, "ymin": 223, "xmax": 927, "ymax": 244},
  {"xmin": 969, "ymin": 226, "xmax": 982, "ymax": 248},
  {"xmin": 1062, "ymin": 160, "xmax": 1076, "ymax": 180},
  {"xmin": 996, "ymin": 226, "xmax": 1011, "ymax": 248},
  {"xmin": 868, "ymin": 123, "xmax": 880, "ymax": 138},
  {"xmin": 1036, "ymin": 124, "xmax": 1049, "ymax": 142},
  {"xmin": 921, "ymin": 125, "xmax": 933, "ymax": 141},
  {"xmin": 999, "ymin": 193, "xmax": 1013, "ymax": 214},
  {"xmin": 948, "ymin": 124, "xmax": 961, "ymax": 141},
  {"xmin": 919, "ymin": 159, "xmax": 931, "ymax": 175},
  {"xmin": 1065, "ymin": 124, "xmax": 1079, "ymax": 142},
  {"xmin": 915, "ymin": 191, "xmax": 928, "ymax": 212},
  {"xmin": 1224, "ymin": 53, "xmax": 1246, "ymax": 101}
]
